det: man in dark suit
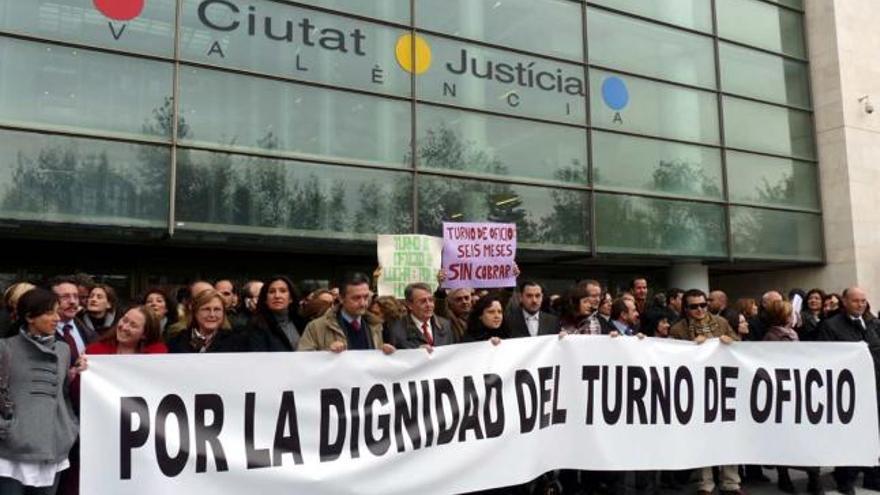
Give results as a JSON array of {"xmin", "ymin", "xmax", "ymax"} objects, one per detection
[
  {"xmin": 508, "ymin": 280, "xmax": 558, "ymax": 338},
  {"xmin": 49, "ymin": 276, "xmax": 96, "ymax": 366},
  {"xmin": 49, "ymin": 276, "xmax": 97, "ymax": 495},
  {"xmin": 388, "ymin": 282, "xmax": 454, "ymax": 349},
  {"xmin": 819, "ymin": 286, "xmax": 880, "ymax": 495}
]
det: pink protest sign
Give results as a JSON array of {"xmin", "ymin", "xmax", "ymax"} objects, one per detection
[{"xmin": 441, "ymin": 222, "xmax": 517, "ymax": 289}]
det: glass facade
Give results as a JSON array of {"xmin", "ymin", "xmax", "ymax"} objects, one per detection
[{"xmin": 0, "ymin": 0, "xmax": 820, "ymax": 262}]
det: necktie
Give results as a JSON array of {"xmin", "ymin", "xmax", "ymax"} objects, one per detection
[
  {"xmin": 60, "ymin": 324, "xmax": 80, "ymax": 366},
  {"xmin": 421, "ymin": 321, "xmax": 434, "ymax": 346},
  {"xmin": 350, "ymin": 318, "xmax": 361, "ymax": 332}
]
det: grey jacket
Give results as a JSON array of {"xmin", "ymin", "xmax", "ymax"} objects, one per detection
[
  {"xmin": 388, "ymin": 314, "xmax": 455, "ymax": 349},
  {"xmin": 0, "ymin": 333, "xmax": 78, "ymax": 463}
]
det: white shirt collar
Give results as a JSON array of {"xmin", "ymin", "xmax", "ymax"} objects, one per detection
[{"xmin": 411, "ymin": 314, "xmax": 431, "ymax": 329}]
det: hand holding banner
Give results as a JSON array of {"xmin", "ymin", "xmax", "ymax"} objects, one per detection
[{"xmin": 441, "ymin": 222, "xmax": 517, "ymax": 289}]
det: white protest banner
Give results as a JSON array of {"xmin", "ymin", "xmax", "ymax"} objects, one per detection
[
  {"xmin": 441, "ymin": 222, "xmax": 517, "ymax": 289},
  {"xmin": 82, "ymin": 337, "xmax": 880, "ymax": 495},
  {"xmin": 377, "ymin": 234, "xmax": 443, "ymax": 298}
]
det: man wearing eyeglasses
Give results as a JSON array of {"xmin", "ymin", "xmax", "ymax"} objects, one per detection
[
  {"xmin": 50, "ymin": 276, "xmax": 97, "ymax": 366},
  {"xmin": 436, "ymin": 287, "xmax": 472, "ymax": 343},
  {"xmin": 670, "ymin": 289, "xmax": 741, "ymax": 495}
]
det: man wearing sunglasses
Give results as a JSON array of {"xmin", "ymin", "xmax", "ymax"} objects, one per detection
[
  {"xmin": 670, "ymin": 289, "xmax": 742, "ymax": 495},
  {"xmin": 670, "ymin": 289, "xmax": 739, "ymax": 344}
]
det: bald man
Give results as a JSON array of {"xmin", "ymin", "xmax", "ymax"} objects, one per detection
[
  {"xmin": 708, "ymin": 290, "xmax": 729, "ymax": 315},
  {"xmin": 819, "ymin": 287, "xmax": 880, "ymax": 494},
  {"xmin": 745, "ymin": 290, "xmax": 783, "ymax": 342}
]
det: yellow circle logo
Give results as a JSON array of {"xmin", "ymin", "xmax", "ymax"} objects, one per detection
[{"xmin": 395, "ymin": 33, "xmax": 432, "ymax": 75}]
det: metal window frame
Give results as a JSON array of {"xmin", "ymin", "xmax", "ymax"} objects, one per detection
[{"xmin": 0, "ymin": 0, "xmax": 823, "ymax": 264}]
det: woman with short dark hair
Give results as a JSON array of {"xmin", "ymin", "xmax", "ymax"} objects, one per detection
[
  {"xmin": 799, "ymin": 288, "xmax": 825, "ymax": 341},
  {"xmin": 558, "ymin": 286, "xmax": 598, "ymax": 335},
  {"xmin": 0, "ymin": 288, "xmax": 82, "ymax": 493},
  {"xmin": 140, "ymin": 288, "xmax": 178, "ymax": 335},
  {"xmin": 823, "ymin": 293, "xmax": 842, "ymax": 319},
  {"xmin": 642, "ymin": 308, "xmax": 672, "ymax": 338},
  {"xmin": 596, "ymin": 292, "xmax": 615, "ymax": 334},
  {"xmin": 463, "ymin": 293, "xmax": 509, "ymax": 344},
  {"xmin": 81, "ymin": 284, "xmax": 118, "ymax": 337}
]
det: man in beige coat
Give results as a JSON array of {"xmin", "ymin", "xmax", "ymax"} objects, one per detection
[
  {"xmin": 670, "ymin": 289, "xmax": 742, "ymax": 495},
  {"xmin": 297, "ymin": 273, "xmax": 394, "ymax": 354}
]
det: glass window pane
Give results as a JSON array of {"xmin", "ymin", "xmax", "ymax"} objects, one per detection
[
  {"xmin": 0, "ymin": 129, "xmax": 168, "ymax": 227},
  {"xmin": 180, "ymin": 0, "xmax": 410, "ymax": 96},
  {"xmin": 723, "ymin": 96, "xmax": 815, "ymax": 159},
  {"xmin": 590, "ymin": 70, "xmax": 719, "ymax": 144},
  {"xmin": 416, "ymin": 105, "xmax": 587, "ymax": 184},
  {"xmin": 418, "ymin": 176, "xmax": 589, "ymax": 250},
  {"xmin": 179, "ymin": 68, "xmax": 411, "ymax": 167},
  {"xmin": 592, "ymin": 131, "xmax": 723, "ymax": 199},
  {"xmin": 176, "ymin": 151, "xmax": 413, "ymax": 238},
  {"xmin": 417, "ymin": 0, "xmax": 583, "ymax": 61},
  {"xmin": 0, "ymin": 0, "xmax": 175, "ymax": 56},
  {"xmin": 731, "ymin": 206, "xmax": 822, "ymax": 261},
  {"xmin": 587, "ymin": 0, "xmax": 712, "ymax": 32},
  {"xmin": 588, "ymin": 9, "xmax": 715, "ymax": 88},
  {"xmin": 417, "ymin": 35, "xmax": 587, "ymax": 125},
  {"xmin": 726, "ymin": 151, "xmax": 818, "ymax": 210},
  {"xmin": 717, "ymin": 0, "xmax": 805, "ymax": 58},
  {"xmin": 293, "ymin": 0, "xmax": 409, "ymax": 24},
  {"xmin": 596, "ymin": 193, "xmax": 727, "ymax": 256},
  {"xmin": 0, "ymin": 37, "xmax": 173, "ymax": 140},
  {"xmin": 719, "ymin": 43, "xmax": 810, "ymax": 108}
]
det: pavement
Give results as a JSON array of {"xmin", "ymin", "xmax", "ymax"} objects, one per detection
[{"xmin": 665, "ymin": 468, "xmax": 874, "ymax": 495}]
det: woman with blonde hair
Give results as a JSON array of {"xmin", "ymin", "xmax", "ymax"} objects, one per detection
[
  {"xmin": 166, "ymin": 289, "xmax": 245, "ymax": 353},
  {"xmin": 370, "ymin": 296, "xmax": 407, "ymax": 323},
  {"xmin": 762, "ymin": 298, "xmax": 822, "ymax": 493},
  {"xmin": 369, "ymin": 295, "xmax": 408, "ymax": 340}
]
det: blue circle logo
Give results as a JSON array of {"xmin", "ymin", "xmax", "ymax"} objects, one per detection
[{"xmin": 601, "ymin": 77, "xmax": 629, "ymax": 111}]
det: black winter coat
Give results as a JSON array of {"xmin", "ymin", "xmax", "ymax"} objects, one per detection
[
  {"xmin": 166, "ymin": 328, "xmax": 249, "ymax": 353},
  {"xmin": 245, "ymin": 312, "xmax": 305, "ymax": 352}
]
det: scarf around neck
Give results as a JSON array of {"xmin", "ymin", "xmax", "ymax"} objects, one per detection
[
  {"xmin": 22, "ymin": 327, "xmax": 56, "ymax": 347},
  {"xmin": 687, "ymin": 314, "xmax": 721, "ymax": 339}
]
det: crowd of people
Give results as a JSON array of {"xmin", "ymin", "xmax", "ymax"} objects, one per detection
[{"xmin": 0, "ymin": 271, "xmax": 877, "ymax": 495}]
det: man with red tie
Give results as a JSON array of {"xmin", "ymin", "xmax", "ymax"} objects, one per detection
[
  {"xmin": 297, "ymin": 273, "xmax": 394, "ymax": 354},
  {"xmin": 389, "ymin": 283, "xmax": 454, "ymax": 350},
  {"xmin": 49, "ymin": 277, "xmax": 96, "ymax": 495},
  {"xmin": 50, "ymin": 276, "xmax": 97, "ymax": 367}
]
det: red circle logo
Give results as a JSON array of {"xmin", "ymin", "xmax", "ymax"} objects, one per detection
[{"xmin": 93, "ymin": 0, "xmax": 145, "ymax": 21}]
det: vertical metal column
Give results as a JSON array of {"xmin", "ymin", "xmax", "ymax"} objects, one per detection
[{"xmin": 167, "ymin": 0, "xmax": 184, "ymax": 238}]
